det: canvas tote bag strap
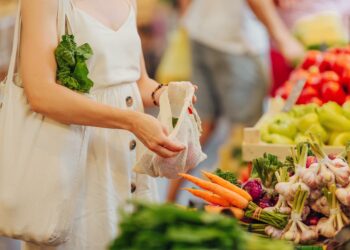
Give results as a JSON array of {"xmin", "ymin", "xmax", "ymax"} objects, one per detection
[
  {"xmin": 6, "ymin": 0, "xmax": 21, "ymax": 84},
  {"xmin": 6, "ymin": 0, "xmax": 72, "ymax": 85},
  {"xmin": 57, "ymin": 0, "xmax": 74, "ymax": 39}
]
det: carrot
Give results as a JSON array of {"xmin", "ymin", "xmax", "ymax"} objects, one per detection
[
  {"xmin": 202, "ymin": 170, "xmax": 252, "ymax": 201},
  {"xmin": 183, "ymin": 188, "xmax": 230, "ymax": 207},
  {"xmin": 179, "ymin": 173, "xmax": 248, "ymax": 209},
  {"xmin": 204, "ymin": 205, "xmax": 245, "ymax": 220}
]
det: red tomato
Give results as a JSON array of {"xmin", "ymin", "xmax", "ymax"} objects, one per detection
[
  {"xmin": 309, "ymin": 96, "xmax": 323, "ymax": 106},
  {"xmin": 341, "ymin": 67, "xmax": 350, "ymax": 92},
  {"xmin": 328, "ymin": 47, "xmax": 344, "ymax": 54},
  {"xmin": 333, "ymin": 55, "xmax": 350, "ymax": 76},
  {"xmin": 343, "ymin": 46, "xmax": 350, "ymax": 54},
  {"xmin": 297, "ymin": 86, "xmax": 318, "ymax": 104},
  {"xmin": 346, "ymin": 95, "xmax": 350, "ymax": 102},
  {"xmin": 306, "ymin": 75, "xmax": 322, "ymax": 90},
  {"xmin": 308, "ymin": 66, "xmax": 320, "ymax": 75},
  {"xmin": 319, "ymin": 53, "xmax": 336, "ymax": 72},
  {"xmin": 301, "ymin": 50, "xmax": 323, "ymax": 70},
  {"xmin": 321, "ymin": 81, "xmax": 347, "ymax": 105},
  {"xmin": 321, "ymin": 71, "xmax": 340, "ymax": 84}
]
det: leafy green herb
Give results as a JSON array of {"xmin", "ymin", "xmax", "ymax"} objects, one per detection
[
  {"xmin": 109, "ymin": 202, "xmax": 293, "ymax": 250},
  {"xmin": 251, "ymin": 153, "xmax": 283, "ymax": 189},
  {"xmin": 214, "ymin": 169, "xmax": 238, "ymax": 185},
  {"xmin": 55, "ymin": 35, "xmax": 94, "ymax": 93}
]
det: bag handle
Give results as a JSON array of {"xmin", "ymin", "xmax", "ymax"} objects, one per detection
[
  {"xmin": 6, "ymin": 0, "xmax": 71, "ymax": 84},
  {"xmin": 159, "ymin": 83, "xmax": 202, "ymax": 134},
  {"xmin": 6, "ymin": 1, "xmax": 21, "ymax": 84},
  {"xmin": 57, "ymin": 0, "xmax": 74, "ymax": 39}
]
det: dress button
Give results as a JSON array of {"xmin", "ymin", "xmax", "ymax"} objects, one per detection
[
  {"xmin": 131, "ymin": 183, "xmax": 136, "ymax": 193},
  {"xmin": 129, "ymin": 139, "xmax": 136, "ymax": 151},
  {"xmin": 126, "ymin": 96, "xmax": 133, "ymax": 107}
]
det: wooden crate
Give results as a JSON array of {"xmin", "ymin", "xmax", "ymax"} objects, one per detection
[
  {"xmin": 242, "ymin": 126, "xmax": 344, "ymax": 161},
  {"xmin": 242, "ymin": 99, "xmax": 344, "ymax": 161}
]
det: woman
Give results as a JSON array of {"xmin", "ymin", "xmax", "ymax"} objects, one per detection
[{"xmin": 20, "ymin": 0, "xmax": 193, "ymax": 249}]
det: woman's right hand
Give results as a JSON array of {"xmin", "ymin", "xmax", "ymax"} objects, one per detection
[
  {"xmin": 279, "ymin": 36, "xmax": 305, "ymax": 66},
  {"xmin": 128, "ymin": 111, "xmax": 185, "ymax": 158}
]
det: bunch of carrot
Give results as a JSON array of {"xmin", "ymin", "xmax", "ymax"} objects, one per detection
[
  {"xmin": 181, "ymin": 171, "xmax": 288, "ymax": 229},
  {"xmin": 181, "ymin": 171, "xmax": 251, "ymax": 219}
]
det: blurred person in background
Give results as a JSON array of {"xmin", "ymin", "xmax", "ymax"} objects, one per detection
[
  {"xmin": 185, "ymin": 0, "xmax": 269, "ymax": 144},
  {"xmin": 248, "ymin": 0, "xmax": 350, "ymax": 95},
  {"xmin": 167, "ymin": 0, "xmax": 270, "ymax": 202}
]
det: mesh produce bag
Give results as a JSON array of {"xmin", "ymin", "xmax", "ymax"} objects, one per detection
[{"xmin": 134, "ymin": 82, "xmax": 206, "ymax": 179}]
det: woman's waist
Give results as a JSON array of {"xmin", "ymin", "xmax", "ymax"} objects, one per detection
[
  {"xmin": 90, "ymin": 81, "xmax": 138, "ymax": 93},
  {"xmin": 88, "ymin": 81, "xmax": 143, "ymax": 110}
]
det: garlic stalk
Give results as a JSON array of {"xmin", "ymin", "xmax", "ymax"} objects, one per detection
[
  {"xmin": 310, "ymin": 140, "xmax": 350, "ymax": 187},
  {"xmin": 275, "ymin": 143, "xmax": 310, "ymax": 201},
  {"xmin": 281, "ymin": 186, "xmax": 317, "ymax": 244},
  {"xmin": 311, "ymin": 196, "xmax": 330, "ymax": 216},
  {"xmin": 336, "ymin": 183, "xmax": 350, "ymax": 206},
  {"xmin": 265, "ymin": 225, "xmax": 283, "ymax": 239},
  {"xmin": 264, "ymin": 168, "xmax": 291, "ymax": 214},
  {"xmin": 298, "ymin": 162, "xmax": 320, "ymax": 189},
  {"xmin": 317, "ymin": 184, "xmax": 350, "ymax": 238}
]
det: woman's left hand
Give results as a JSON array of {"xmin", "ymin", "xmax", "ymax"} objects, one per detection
[{"xmin": 155, "ymin": 82, "xmax": 198, "ymax": 105}]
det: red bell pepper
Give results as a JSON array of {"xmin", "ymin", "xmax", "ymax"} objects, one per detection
[
  {"xmin": 319, "ymin": 53, "xmax": 336, "ymax": 72},
  {"xmin": 297, "ymin": 86, "xmax": 318, "ymax": 104},
  {"xmin": 321, "ymin": 71, "xmax": 340, "ymax": 84},
  {"xmin": 309, "ymin": 96, "xmax": 323, "ymax": 106},
  {"xmin": 321, "ymin": 81, "xmax": 346, "ymax": 105},
  {"xmin": 301, "ymin": 50, "xmax": 323, "ymax": 70}
]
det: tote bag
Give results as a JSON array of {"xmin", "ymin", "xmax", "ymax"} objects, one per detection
[
  {"xmin": 0, "ymin": 0, "xmax": 88, "ymax": 246},
  {"xmin": 134, "ymin": 82, "xmax": 206, "ymax": 179}
]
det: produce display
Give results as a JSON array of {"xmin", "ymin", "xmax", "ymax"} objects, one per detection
[
  {"xmin": 276, "ymin": 48, "xmax": 350, "ymax": 106},
  {"xmin": 260, "ymin": 102, "xmax": 350, "ymax": 146},
  {"xmin": 110, "ymin": 202, "xmax": 293, "ymax": 250},
  {"xmin": 184, "ymin": 141, "xmax": 350, "ymax": 247}
]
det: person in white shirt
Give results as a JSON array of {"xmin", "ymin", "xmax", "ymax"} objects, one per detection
[
  {"xmin": 167, "ymin": 0, "xmax": 270, "ymax": 202},
  {"xmin": 184, "ymin": 0, "xmax": 270, "ymax": 144}
]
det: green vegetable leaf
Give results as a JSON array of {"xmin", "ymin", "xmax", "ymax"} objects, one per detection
[
  {"xmin": 213, "ymin": 169, "xmax": 238, "ymax": 185},
  {"xmin": 251, "ymin": 153, "xmax": 283, "ymax": 188},
  {"xmin": 55, "ymin": 35, "xmax": 94, "ymax": 93},
  {"xmin": 109, "ymin": 202, "xmax": 293, "ymax": 250}
]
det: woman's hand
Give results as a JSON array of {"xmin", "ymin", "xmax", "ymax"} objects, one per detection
[
  {"xmin": 128, "ymin": 111, "xmax": 185, "ymax": 158},
  {"xmin": 279, "ymin": 36, "xmax": 305, "ymax": 66}
]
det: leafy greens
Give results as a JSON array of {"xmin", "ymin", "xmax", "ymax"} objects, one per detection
[
  {"xmin": 109, "ymin": 202, "xmax": 293, "ymax": 250},
  {"xmin": 214, "ymin": 168, "xmax": 238, "ymax": 185},
  {"xmin": 55, "ymin": 34, "xmax": 94, "ymax": 93},
  {"xmin": 251, "ymin": 153, "xmax": 283, "ymax": 189}
]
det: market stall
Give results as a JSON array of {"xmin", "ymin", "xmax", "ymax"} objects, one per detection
[{"xmin": 110, "ymin": 46, "xmax": 350, "ymax": 250}]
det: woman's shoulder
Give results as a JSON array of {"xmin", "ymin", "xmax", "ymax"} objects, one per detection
[{"xmin": 21, "ymin": 0, "xmax": 58, "ymax": 16}]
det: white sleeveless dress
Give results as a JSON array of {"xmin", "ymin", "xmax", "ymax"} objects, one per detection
[{"xmin": 23, "ymin": 0, "xmax": 158, "ymax": 249}]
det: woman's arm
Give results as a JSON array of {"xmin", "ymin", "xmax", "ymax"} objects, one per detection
[
  {"xmin": 137, "ymin": 55, "xmax": 164, "ymax": 108},
  {"xmin": 247, "ymin": 0, "xmax": 305, "ymax": 64},
  {"xmin": 20, "ymin": 0, "xmax": 184, "ymax": 157}
]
